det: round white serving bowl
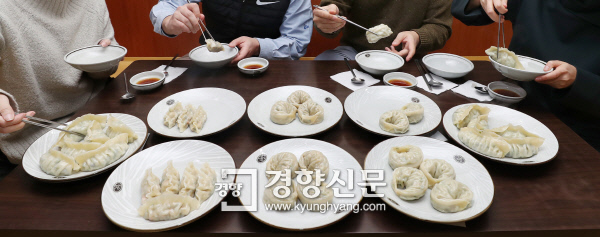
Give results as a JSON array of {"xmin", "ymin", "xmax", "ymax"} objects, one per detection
[
  {"xmin": 129, "ymin": 71, "xmax": 165, "ymax": 91},
  {"xmin": 488, "ymin": 55, "xmax": 551, "ymax": 81},
  {"xmin": 237, "ymin": 57, "xmax": 269, "ymax": 75},
  {"xmin": 189, "ymin": 43, "xmax": 238, "ymax": 69},
  {"xmin": 355, "ymin": 50, "xmax": 405, "ymax": 76},
  {"xmin": 487, "ymin": 81, "xmax": 526, "ymax": 104},
  {"xmin": 383, "ymin": 72, "xmax": 418, "ymax": 89},
  {"xmin": 64, "ymin": 45, "xmax": 127, "ymax": 73},
  {"xmin": 423, "ymin": 53, "xmax": 474, "ymax": 79}
]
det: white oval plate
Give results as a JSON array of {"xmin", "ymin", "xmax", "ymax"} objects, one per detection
[
  {"xmin": 102, "ymin": 140, "xmax": 236, "ymax": 232},
  {"xmin": 238, "ymin": 138, "xmax": 363, "ymax": 230},
  {"xmin": 344, "ymin": 86, "xmax": 442, "ymax": 137},
  {"xmin": 22, "ymin": 113, "xmax": 148, "ymax": 182},
  {"xmin": 147, "ymin": 88, "xmax": 246, "ymax": 138},
  {"xmin": 443, "ymin": 103, "xmax": 559, "ymax": 165},
  {"xmin": 364, "ymin": 136, "xmax": 494, "ymax": 223},
  {"xmin": 247, "ymin": 85, "xmax": 343, "ymax": 137}
]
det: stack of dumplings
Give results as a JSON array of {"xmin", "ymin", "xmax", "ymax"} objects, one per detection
[
  {"xmin": 379, "ymin": 102, "xmax": 424, "ymax": 134},
  {"xmin": 270, "ymin": 90, "xmax": 324, "ymax": 125},
  {"xmin": 39, "ymin": 114, "xmax": 138, "ymax": 176},
  {"xmin": 453, "ymin": 104, "xmax": 545, "ymax": 158},
  {"xmin": 139, "ymin": 161, "xmax": 216, "ymax": 221},
  {"xmin": 164, "ymin": 101, "xmax": 207, "ymax": 133},
  {"xmin": 388, "ymin": 144, "xmax": 472, "ymax": 213},
  {"xmin": 263, "ymin": 150, "xmax": 333, "ymax": 212}
]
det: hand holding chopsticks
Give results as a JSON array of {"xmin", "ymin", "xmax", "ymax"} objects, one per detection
[
  {"xmin": 22, "ymin": 116, "xmax": 85, "ymax": 137},
  {"xmin": 312, "ymin": 5, "xmax": 380, "ymax": 36}
]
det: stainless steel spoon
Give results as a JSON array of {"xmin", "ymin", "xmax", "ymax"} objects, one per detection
[
  {"xmin": 472, "ymin": 83, "xmax": 489, "ymax": 94},
  {"xmin": 163, "ymin": 54, "xmax": 178, "ymax": 76},
  {"xmin": 121, "ymin": 73, "xmax": 135, "ymax": 100},
  {"xmin": 344, "ymin": 58, "xmax": 364, "ymax": 84}
]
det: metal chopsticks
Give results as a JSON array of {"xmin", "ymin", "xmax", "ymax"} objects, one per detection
[
  {"xmin": 496, "ymin": 14, "xmax": 505, "ymax": 60},
  {"xmin": 312, "ymin": 5, "xmax": 380, "ymax": 36},
  {"xmin": 23, "ymin": 116, "xmax": 85, "ymax": 137},
  {"xmin": 186, "ymin": 0, "xmax": 216, "ymax": 42},
  {"xmin": 414, "ymin": 59, "xmax": 433, "ymax": 91}
]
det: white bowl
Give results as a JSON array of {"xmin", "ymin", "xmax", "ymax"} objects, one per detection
[
  {"xmin": 189, "ymin": 43, "xmax": 238, "ymax": 69},
  {"xmin": 422, "ymin": 53, "xmax": 474, "ymax": 79},
  {"xmin": 383, "ymin": 72, "xmax": 417, "ymax": 89},
  {"xmin": 489, "ymin": 55, "xmax": 552, "ymax": 81},
  {"xmin": 64, "ymin": 45, "xmax": 127, "ymax": 73},
  {"xmin": 487, "ymin": 81, "xmax": 526, "ymax": 104},
  {"xmin": 237, "ymin": 57, "xmax": 269, "ymax": 75},
  {"xmin": 355, "ymin": 50, "xmax": 404, "ymax": 76},
  {"xmin": 129, "ymin": 71, "xmax": 165, "ymax": 91}
]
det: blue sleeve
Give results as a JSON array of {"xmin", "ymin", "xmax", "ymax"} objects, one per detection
[
  {"xmin": 256, "ymin": 0, "xmax": 313, "ymax": 60},
  {"xmin": 149, "ymin": 0, "xmax": 200, "ymax": 37}
]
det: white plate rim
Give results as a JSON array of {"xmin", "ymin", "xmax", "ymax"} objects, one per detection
[
  {"xmin": 64, "ymin": 45, "xmax": 127, "ymax": 66},
  {"xmin": 442, "ymin": 103, "xmax": 560, "ymax": 166},
  {"xmin": 355, "ymin": 50, "xmax": 405, "ymax": 70},
  {"xmin": 423, "ymin": 53, "xmax": 474, "ymax": 73}
]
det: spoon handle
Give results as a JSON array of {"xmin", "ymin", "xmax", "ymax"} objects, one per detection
[
  {"xmin": 164, "ymin": 54, "xmax": 178, "ymax": 71},
  {"xmin": 123, "ymin": 73, "xmax": 130, "ymax": 94},
  {"xmin": 344, "ymin": 58, "xmax": 357, "ymax": 78}
]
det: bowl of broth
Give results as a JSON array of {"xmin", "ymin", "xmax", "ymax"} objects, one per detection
[
  {"xmin": 129, "ymin": 71, "xmax": 165, "ymax": 91},
  {"xmin": 238, "ymin": 57, "xmax": 269, "ymax": 75},
  {"xmin": 487, "ymin": 81, "xmax": 527, "ymax": 104},
  {"xmin": 383, "ymin": 72, "xmax": 417, "ymax": 89}
]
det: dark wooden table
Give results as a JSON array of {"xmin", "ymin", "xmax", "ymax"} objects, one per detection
[{"xmin": 1, "ymin": 60, "xmax": 599, "ymax": 236}]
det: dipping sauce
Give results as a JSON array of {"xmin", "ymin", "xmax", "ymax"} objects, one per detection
[
  {"xmin": 244, "ymin": 64, "xmax": 264, "ymax": 69},
  {"xmin": 388, "ymin": 79, "xmax": 412, "ymax": 87},
  {"xmin": 493, "ymin": 89, "xmax": 520, "ymax": 97},
  {"xmin": 136, "ymin": 78, "xmax": 160, "ymax": 85}
]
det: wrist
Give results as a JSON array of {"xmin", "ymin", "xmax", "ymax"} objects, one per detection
[
  {"xmin": 410, "ymin": 31, "xmax": 421, "ymax": 47},
  {"xmin": 161, "ymin": 15, "xmax": 176, "ymax": 36},
  {"xmin": 253, "ymin": 38, "xmax": 261, "ymax": 56}
]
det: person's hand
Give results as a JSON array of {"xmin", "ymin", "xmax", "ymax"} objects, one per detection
[
  {"xmin": 385, "ymin": 31, "xmax": 420, "ymax": 61},
  {"xmin": 229, "ymin": 36, "xmax": 261, "ymax": 64},
  {"xmin": 99, "ymin": 39, "xmax": 111, "ymax": 47},
  {"xmin": 161, "ymin": 3, "xmax": 205, "ymax": 36},
  {"xmin": 478, "ymin": 0, "xmax": 508, "ymax": 22},
  {"xmin": 535, "ymin": 60, "xmax": 577, "ymax": 89},
  {"xmin": 313, "ymin": 4, "xmax": 346, "ymax": 34},
  {"xmin": 0, "ymin": 94, "xmax": 35, "ymax": 134}
]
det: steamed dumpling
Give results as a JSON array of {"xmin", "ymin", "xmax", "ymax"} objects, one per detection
[
  {"xmin": 39, "ymin": 149, "xmax": 81, "ymax": 176},
  {"xmin": 419, "ymin": 159, "xmax": 456, "ymax": 188},
  {"xmin": 489, "ymin": 124, "xmax": 545, "ymax": 158},
  {"xmin": 296, "ymin": 180, "xmax": 334, "ymax": 211},
  {"xmin": 391, "ymin": 167, "xmax": 428, "ymax": 200},
  {"xmin": 189, "ymin": 105, "xmax": 207, "ymax": 133},
  {"xmin": 287, "ymin": 90, "xmax": 312, "ymax": 108},
  {"xmin": 299, "ymin": 150, "xmax": 329, "ymax": 179},
  {"xmin": 176, "ymin": 104, "xmax": 195, "ymax": 133},
  {"xmin": 366, "ymin": 24, "xmax": 393, "ymax": 43},
  {"xmin": 263, "ymin": 178, "xmax": 298, "ymax": 210},
  {"xmin": 195, "ymin": 162, "xmax": 216, "ymax": 202},
  {"xmin": 266, "ymin": 152, "xmax": 299, "ymax": 179},
  {"xmin": 486, "ymin": 46, "xmax": 525, "ymax": 70},
  {"xmin": 83, "ymin": 120, "xmax": 110, "ymax": 143},
  {"xmin": 138, "ymin": 193, "xmax": 200, "ymax": 221},
  {"xmin": 380, "ymin": 110, "xmax": 409, "ymax": 134},
  {"xmin": 430, "ymin": 180, "xmax": 473, "ymax": 213},
  {"xmin": 164, "ymin": 102, "xmax": 184, "ymax": 128},
  {"xmin": 179, "ymin": 162, "xmax": 200, "ymax": 198},
  {"xmin": 160, "ymin": 161, "xmax": 181, "ymax": 194},
  {"xmin": 297, "ymin": 100, "xmax": 324, "ymax": 125},
  {"xmin": 452, "ymin": 104, "xmax": 490, "ymax": 129},
  {"xmin": 141, "ymin": 168, "xmax": 162, "ymax": 203},
  {"xmin": 106, "ymin": 115, "xmax": 138, "ymax": 143},
  {"xmin": 270, "ymin": 101, "xmax": 297, "ymax": 125},
  {"xmin": 401, "ymin": 102, "xmax": 424, "ymax": 124},
  {"xmin": 388, "ymin": 145, "xmax": 424, "ymax": 169},
  {"xmin": 458, "ymin": 127, "xmax": 511, "ymax": 158},
  {"xmin": 206, "ymin": 39, "xmax": 224, "ymax": 52},
  {"xmin": 75, "ymin": 133, "xmax": 129, "ymax": 172}
]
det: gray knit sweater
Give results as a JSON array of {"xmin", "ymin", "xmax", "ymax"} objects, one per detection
[{"xmin": 0, "ymin": 0, "xmax": 117, "ymax": 164}]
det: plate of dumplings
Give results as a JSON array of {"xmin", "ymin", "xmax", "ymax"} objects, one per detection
[
  {"xmin": 364, "ymin": 136, "xmax": 494, "ymax": 223},
  {"xmin": 22, "ymin": 113, "xmax": 148, "ymax": 182},
  {"xmin": 247, "ymin": 85, "xmax": 344, "ymax": 137},
  {"xmin": 147, "ymin": 88, "xmax": 246, "ymax": 138},
  {"xmin": 344, "ymin": 86, "xmax": 442, "ymax": 137},
  {"xmin": 237, "ymin": 138, "xmax": 363, "ymax": 230},
  {"xmin": 101, "ymin": 140, "xmax": 236, "ymax": 232},
  {"xmin": 443, "ymin": 103, "xmax": 559, "ymax": 165}
]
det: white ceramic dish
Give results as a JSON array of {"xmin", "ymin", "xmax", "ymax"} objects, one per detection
[
  {"xmin": 147, "ymin": 88, "xmax": 246, "ymax": 138},
  {"xmin": 237, "ymin": 57, "xmax": 269, "ymax": 75},
  {"xmin": 487, "ymin": 81, "xmax": 526, "ymax": 104},
  {"xmin": 443, "ymin": 103, "xmax": 559, "ymax": 165},
  {"xmin": 383, "ymin": 72, "xmax": 418, "ymax": 89},
  {"xmin": 488, "ymin": 55, "xmax": 551, "ymax": 81},
  {"xmin": 102, "ymin": 140, "xmax": 236, "ymax": 232},
  {"xmin": 237, "ymin": 138, "xmax": 363, "ymax": 231},
  {"xmin": 22, "ymin": 113, "xmax": 148, "ymax": 182},
  {"xmin": 64, "ymin": 45, "xmax": 127, "ymax": 73},
  {"xmin": 355, "ymin": 50, "xmax": 405, "ymax": 76},
  {"xmin": 189, "ymin": 43, "xmax": 238, "ymax": 69},
  {"xmin": 364, "ymin": 136, "xmax": 494, "ymax": 224},
  {"xmin": 344, "ymin": 86, "xmax": 442, "ymax": 137},
  {"xmin": 422, "ymin": 53, "xmax": 474, "ymax": 79},
  {"xmin": 247, "ymin": 85, "xmax": 343, "ymax": 137},
  {"xmin": 130, "ymin": 71, "xmax": 165, "ymax": 91}
]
